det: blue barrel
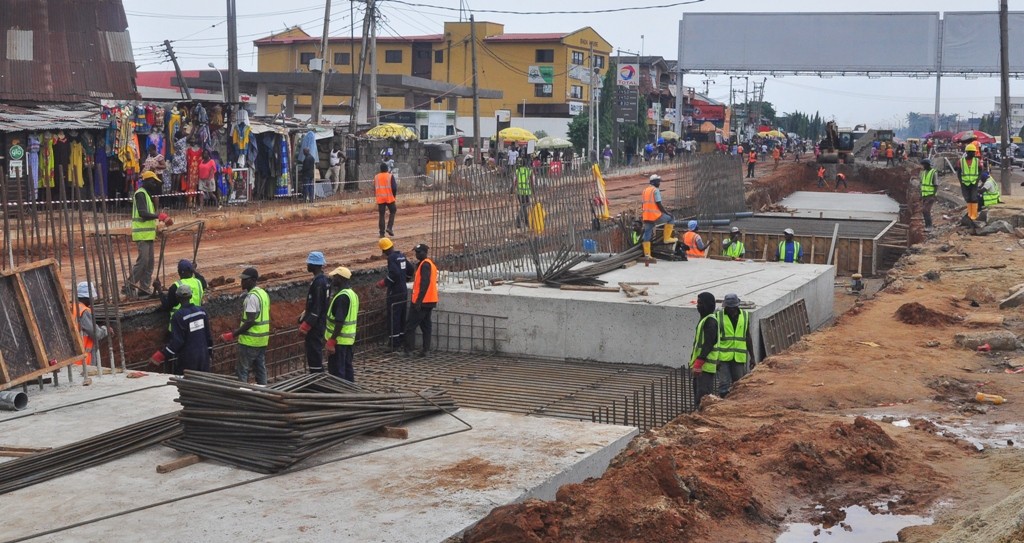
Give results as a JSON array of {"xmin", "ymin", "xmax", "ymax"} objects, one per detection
[{"xmin": 582, "ymin": 239, "xmax": 598, "ymax": 253}]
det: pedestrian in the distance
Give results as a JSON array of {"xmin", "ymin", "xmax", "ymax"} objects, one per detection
[
  {"xmin": 690, "ymin": 292, "xmax": 719, "ymax": 408},
  {"xmin": 374, "ymin": 162, "xmax": 398, "ymax": 237},
  {"xmin": 746, "ymin": 150, "xmax": 756, "ymax": 178},
  {"xmin": 920, "ymin": 159, "xmax": 936, "ymax": 231},
  {"xmin": 404, "ymin": 243, "xmax": 438, "ymax": 357},
  {"xmin": 325, "ymin": 266, "xmax": 358, "ymax": 381},
  {"xmin": 197, "ymin": 149, "xmax": 220, "ymax": 209},
  {"xmin": 512, "ymin": 162, "xmax": 534, "ymax": 229},
  {"xmin": 221, "ymin": 267, "xmax": 270, "ymax": 385},
  {"xmin": 377, "ymin": 237, "xmax": 408, "ymax": 351},
  {"xmin": 150, "ymin": 284, "xmax": 212, "ymax": 375},
  {"xmin": 298, "ymin": 251, "xmax": 329, "ymax": 373},
  {"xmin": 834, "ymin": 172, "xmax": 848, "ymax": 191},
  {"xmin": 301, "ymin": 147, "xmax": 316, "ymax": 202}
]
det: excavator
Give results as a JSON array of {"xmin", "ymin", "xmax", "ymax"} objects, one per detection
[{"xmin": 817, "ymin": 121, "xmax": 855, "ymax": 164}]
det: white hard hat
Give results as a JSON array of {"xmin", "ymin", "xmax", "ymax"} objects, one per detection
[
  {"xmin": 76, "ymin": 282, "xmax": 97, "ymax": 299},
  {"xmin": 649, "ymin": 174, "xmax": 661, "ymax": 183},
  {"xmin": 783, "ymin": 228, "xmax": 795, "ymax": 236}
]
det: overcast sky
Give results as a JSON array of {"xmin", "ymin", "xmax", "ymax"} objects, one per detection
[{"xmin": 125, "ymin": 0, "xmax": 1023, "ymax": 128}]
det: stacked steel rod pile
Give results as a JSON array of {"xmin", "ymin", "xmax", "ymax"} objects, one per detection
[
  {"xmin": 166, "ymin": 371, "xmax": 458, "ymax": 473},
  {"xmin": 0, "ymin": 413, "xmax": 180, "ymax": 495}
]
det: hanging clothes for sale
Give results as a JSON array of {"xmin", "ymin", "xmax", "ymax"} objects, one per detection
[
  {"xmin": 300, "ymin": 130, "xmax": 318, "ymax": 163},
  {"xmin": 93, "ymin": 136, "xmax": 109, "ymax": 196},
  {"xmin": 53, "ymin": 131, "xmax": 71, "ymax": 182},
  {"xmin": 69, "ymin": 136, "xmax": 85, "ymax": 188},
  {"xmin": 277, "ymin": 136, "xmax": 290, "ymax": 196},
  {"xmin": 27, "ymin": 134, "xmax": 40, "ymax": 201},
  {"xmin": 39, "ymin": 132, "xmax": 55, "ymax": 190},
  {"xmin": 167, "ymin": 106, "xmax": 181, "ymax": 156}
]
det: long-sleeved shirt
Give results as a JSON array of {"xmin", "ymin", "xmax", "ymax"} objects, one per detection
[
  {"xmin": 303, "ymin": 273, "xmax": 329, "ymax": 333},
  {"xmin": 386, "ymin": 251, "xmax": 409, "ymax": 295},
  {"xmin": 163, "ymin": 304, "xmax": 213, "ymax": 374},
  {"xmin": 78, "ymin": 308, "xmax": 108, "ymax": 342},
  {"xmin": 411, "ymin": 259, "xmax": 437, "ymax": 308},
  {"xmin": 134, "ymin": 189, "xmax": 159, "ymax": 221},
  {"xmin": 326, "ymin": 289, "xmax": 351, "ymax": 340},
  {"xmin": 301, "ymin": 154, "xmax": 315, "ymax": 182},
  {"xmin": 694, "ymin": 312, "xmax": 719, "ymax": 361}
]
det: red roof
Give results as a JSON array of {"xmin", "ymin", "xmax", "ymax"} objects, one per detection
[
  {"xmin": 255, "ymin": 34, "xmax": 444, "ymax": 45},
  {"xmin": 136, "ymin": 70, "xmax": 212, "ymax": 94},
  {"xmin": 484, "ymin": 32, "xmax": 567, "ymax": 42}
]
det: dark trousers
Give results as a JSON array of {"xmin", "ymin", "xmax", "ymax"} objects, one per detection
[
  {"xmin": 693, "ymin": 370, "xmax": 715, "ymax": 408},
  {"xmin": 302, "ymin": 178, "xmax": 314, "ymax": 202},
  {"xmin": 378, "ymin": 202, "xmax": 396, "ymax": 236},
  {"xmin": 716, "ymin": 362, "xmax": 747, "ymax": 398},
  {"xmin": 327, "ymin": 344, "xmax": 354, "ymax": 382},
  {"xmin": 305, "ymin": 334, "xmax": 325, "ymax": 373},
  {"xmin": 404, "ymin": 305, "xmax": 434, "ymax": 353},
  {"xmin": 961, "ymin": 183, "xmax": 979, "ymax": 204},
  {"xmin": 746, "ymin": 163, "xmax": 755, "ymax": 178},
  {"xmin": 835, "ymin": 177, "xmax": 848, "ymax": 190},
  {"xmin": 515, "ymin": 195, "xmax": 531, "ymax": 228},
  {"xmin": 923, "ymin": 196, "xmax": 935, "ymax": 227},
  {"xmin": 386, "ymin": 292, "xmax": 408, "ymax": 349}
]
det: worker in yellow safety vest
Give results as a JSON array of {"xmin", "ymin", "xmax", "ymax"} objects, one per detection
[
  {"xmin": 640, "ymin": 174, "xmax": 677, "ymax": 260},
  {"xmin": 715, "ymin": 293, "xmax": 753, "ymax": 398},
  {"xmin": 690, "ymin": 292, "xmax": 720, "ymax": 408},
  {"xmin": 920, "ymin": 159, "xmax": 936, "ymax": 230},
  {"xmin": 777, "ymin": 228, "xmax": 803, "ymax": 263},
  {"xmin": 156, "ymin": 260, "xmax": 206, "ymax": 332},
  {"xmin": 325, "ymin": 266, "xmax": 359, "ymax": 382},
  {"xmin": 722, "ymin": 226, "xmax": 745, "ymax": 260},
  {"xmin": 220, "ymin": 267, "xmax": 271, "ymax": 385},
  {"xmin": 980, "ymin": 171, "xmax": 1000, "ymax": 215},
  {"xmin": 957, "ymin": 142, "xmax": 982, "ymax": 221},
  {"xmin": 127, "ymin": 171, "xmax": 171, "ymax": 297}
]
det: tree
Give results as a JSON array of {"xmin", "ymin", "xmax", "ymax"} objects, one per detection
[{"xmin": 567, "ymin": 112, "xmax": 589, "ymax": 151}]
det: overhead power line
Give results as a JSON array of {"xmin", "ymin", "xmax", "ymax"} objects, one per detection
[{"xmin": 385, "ymin": 0, "xmax": 705, "ymax": 15}]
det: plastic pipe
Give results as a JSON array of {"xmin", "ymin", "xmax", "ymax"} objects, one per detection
[{"xmin": 0, "ymin": 390, "xmax": 28, "ymax": 411}]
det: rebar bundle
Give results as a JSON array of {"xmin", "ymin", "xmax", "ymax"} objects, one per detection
[{"xmin": 166, "ymin": 371, "xmax": 459, "ymax": 473}]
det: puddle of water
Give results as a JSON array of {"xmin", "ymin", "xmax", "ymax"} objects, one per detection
[
  {"xmin": 861, "ymin": 413, "xmax": 1023, "ymax": 451},
  {"xmin": 776, "ymin": 505, "xmax": 933, "ymax": 543}
]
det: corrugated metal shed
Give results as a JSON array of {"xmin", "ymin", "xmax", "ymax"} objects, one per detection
[
  {"xmin": 0, "ymin": 103, "xmax": 107, "ymax": 132},
  {"xmin": 0, "ymin": 0, "xmax": 138, "ymax": 103}
]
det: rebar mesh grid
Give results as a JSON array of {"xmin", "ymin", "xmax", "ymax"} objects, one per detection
[{"xmin": 669, "ymin": 153, "xmax": 747, "ymax": 221}]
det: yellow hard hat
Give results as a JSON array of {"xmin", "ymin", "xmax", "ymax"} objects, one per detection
[
  {"xmin": 378, "ymin": 238, "xmax": 394, "ymax": 251},
  {"xmin": 329, "ymin": 266, "xmax": 352, "ymax": 279},
  {"xmin": 140, "ymin": 171, "xmax": 160, "ymax": 181},
  {"xmin": 965, "ymin": 142, "xmax": 978, "ymax": 152}
]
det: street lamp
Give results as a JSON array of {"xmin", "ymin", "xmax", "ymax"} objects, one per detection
[{"xmin": 208, "ymin": 62, "xmax": 225, "ymax": 102}]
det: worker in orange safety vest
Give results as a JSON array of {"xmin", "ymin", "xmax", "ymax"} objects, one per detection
[
  {"xmin": 374, "ymin": 162, "xmax": 398, "ymax": 237},
  {"xmin": 640, "ymin": 174, "xmax": 677, "ymax": 261}
]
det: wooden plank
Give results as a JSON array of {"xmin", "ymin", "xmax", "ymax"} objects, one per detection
[
  {"xmin": 944, "ymin": 264, "xmax": 1008, "ymax": 272},
  {"xmin": 157, "ymin": 454, "xmax": 202, "ymax": 473},
  {"xmin": 559, "ymin": 285, "xmax": 620, "ymax": 293},
  {"xmin": 826, "ymin": 223, "xmax": 840, "ymax": 265},
  {"xmin": 0, "ymin": 258, "xmax": 59, "ymax": 278},
  {"xmin": 809, "ymin": 235, "xmax": 817, "ymax": 264},
  {"xmin": 858, "ymin": 239, "xmax": 864, "ymax": 275},
  {"xmin": 11, "ymin": 272, "xmax": 47, "ymax": 370},
  {"xmin": 0, "ymin": 445, "xmax": 51, "ymax": 458},
  {"xmin": 0, "ymin": 355, "xmax": 84, "ymax": 391},
  {"xmin": 47, "ymin": 265, "xmax": 85, "ymax": 355},
  {"xmin": 0, "ymin": 351, "xmax": 8, "ymax": 385}
]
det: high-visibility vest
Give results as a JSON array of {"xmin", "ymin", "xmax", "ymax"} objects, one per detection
[
  {"xmin": 960, "ymin": 158, "xmax": 979, "ymax": 186},
  {"xmin": 748, "ymin": 151, "xmax": 756, "ymax": 163},
  {"xmin": 641, "ymin": 185, "xmax": 661, "ymax": 222},
  {"xmin": 131, "ymin": 188, "xmax": 156, "ymax": 242},
  {"xmin": 817, "ymin": 167, "xmax": 825, "ymax": 178},
  {"xmin": 683, "ymin": 231, "xmax": 704, "ymax": 258},
  {"xmin": 374, "ymin": 172, "xmax": 395, "ymax": 204},
  {"xmin": 690, "ymin": 313, "xmax": 721, "ymax": 374},
  {"xmin": 715, "ymin": 309, "xmax": 749, "ymax": 364},
  {"xmin": 515, "ymin": 167, "xmax": 532, "ymax": 196},
  {"xmin": 169, "ymin": 277, "xmax": 205, "ymax": 330},
  {"xmin": 778, "ymin": 240, "xmax": 801, "ymax": 263},
  {"xmin": 983, "ymin": 182, "xmax": 1001, "ymax": 206},
  {"xmin": 412, "ymin": 258, "xmax": 439, "ymax": 304},
  {"xmin": 629, "ymin": 230, "xmax": 641, "ymax": 246},
  {"xmin": 920, "ymin": 169, "xmax": 936, "ymax": 197},
  {"xmin": 723, "ymin": 240, "xmax": 745, "ymax": 259},
  {"xmin": 325, "ymin": 288, "xmax": 359, "ymax": 345},
  {"xmin": 886, "ymin": 148, "xmax": 894, "ymax": 158},
  {"xmin": 238, "ymin": 287, "xmax": 271, "ymax": 348},
  {"xmin": 72, "ymin": 303, "xmax": 94, "ymax": 366}
]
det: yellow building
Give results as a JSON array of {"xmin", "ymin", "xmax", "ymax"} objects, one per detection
[{"xmin": 254, "ymin": 22, "xmax": 612, "ymax": 122}]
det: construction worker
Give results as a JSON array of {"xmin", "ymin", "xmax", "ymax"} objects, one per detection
[
  {"xmin": 325, "ymin": 266, "xmax": 358, "ymax": 381},
  {"xmin": 155, "ymin": 260, "xmax": 206, "ymax": 331},
  {"xmin": 777, "ymin": 228, "xmax": 803, "ymax": 263},
  {"xmin": 512, "ymin": 162, "xmax": 534, "ymax": 229},
  {"xmin": 628, "ymin": 219, "xmax": 643, "ymax": 247},
  {"xmin": 771, "ymin": 146, "xmax": 781, "ymax": 170},
  {"xmin": 682, "ymin": 220, "xmax": 706, "ymax": 258},
  {"xmin": 72, "ymin": 282, "xmax": 107, "ymax": 367},
  {"xmin": 220, "ymin": 267, "xmax": 270, "ymax": 385},
  {"xmin": 920, "ymin": 159, "xmax": 937, "ymax": 230},
  {"xmin": 980, "ymin": 171, "xmax": 1000, "ymax": 218},
  {"xmin": 149, "ymin": 284, "xmax": 212, "ymax": 375},
  {"xmin": 640, "ymin": 175, "xmax": 677, "ymax": 261},
  {"xmin": 128, "ymin": 171, "xmax": 171, "ymax": 297},
  {"xmin": 834, "ymin": 172, "xmax": 848, "ymax": 191},
  {"xmin": 404, "ymin": 243, "xmax": 438, "ymax": 357},
  {"xmin": 376, "ymin": 237, "xmax": 408, "ymax": 351},
  {"xmin": 374, "ymin": 162, "xmax": 398, "ymax": 237},
  {"xmin": 690, "ymin": 292, "xmax": 720, "ymax": 408},
  {"xmin": 746, "ymin": 150, "xmax": 756, "ymax": 178},
  {"xmin": 885, "ymin": 144, "xmax": 895, "ymax": 166},
  {"xmin": 298, "ymin": 251, "xmax": 329, "ymax": 373},
  {"xmin": 816, "ymin": 165, "xmax": 826, "ymax": 188},
  {"xmin": 715, "ymin": 294, "xmax": 753, "ymax": 398},
  {"xmin": 957, "ymin": 142, "xmax": 982, "ymax": 221},
  {"xmin": 722, "ymin": 226, "xmax": 745, "ymax": 260}
]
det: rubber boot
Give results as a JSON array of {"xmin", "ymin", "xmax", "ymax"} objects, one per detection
[
  {"xmin": 662, "ymin": 223, "xmax": 678, "ymax": 243},
  {"xmin": 968, "ymin": 202, "xmax": 978, "ymax": 221},
  {"xmin": 642, "ymin": 241, "xmax": 652, "ymax": 259}
]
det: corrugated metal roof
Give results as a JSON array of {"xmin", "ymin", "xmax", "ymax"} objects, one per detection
[
  {"xmin": 0, "ymin": 0, "xmax": 137, "ymax": 103},
  {"xmin": 0, "ymin": 103, "xmax": 107, "ymax": 132}
]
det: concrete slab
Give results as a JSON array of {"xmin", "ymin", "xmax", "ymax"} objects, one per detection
[
  {"xmin": 439, "ymin": 258, "xmax": 835, "ymax": 365},
  {"xmin": 776, "ymin": 191, "xmax": 900, "ymax": 221},
  {"xmin": 0, "ymin": 378, "xmax": 637, "ymax": 543}
]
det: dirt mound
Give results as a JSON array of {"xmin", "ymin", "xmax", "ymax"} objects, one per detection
[{"xmin": 894, "ymin": 302, "xmax": 956, "ymax": 325}]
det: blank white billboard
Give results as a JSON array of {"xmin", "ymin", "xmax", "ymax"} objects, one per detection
[
  {"xmin": 941, "ymin": 12, "xmax": 1024, "ymax": 73},
  {"xmin": 679, "ymin": 12, "xmax": 940, "ymax": 73}
]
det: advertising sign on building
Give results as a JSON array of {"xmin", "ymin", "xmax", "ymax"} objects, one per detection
[
  {"xmin": 527, "ymin": 66, "xmax": 554, "ymax": 85},
  {"xmin": 568, "ymin": 102, "xmax": 585, "ymax": 116},
  {"xmin": 617, "ymin": 64, "xmax": 639, "ymax": 87}
]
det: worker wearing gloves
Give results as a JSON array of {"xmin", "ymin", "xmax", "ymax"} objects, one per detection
[
  {"xmin": 682, "ymin": 220, "xmax": 706, "ymax": 258},
  {"xmin": 722, "ymin": 226, "xmax": 745, "ymax": 260},
  {"xmin": 777, "ymin": 228, "xmax": 803, "ymax": 263},
  {"xmin": 404, "ymin": 243, "xmax": 438, "ymax": 357},
  {"xmin": 690, "ymin": 292, "xmax": 720, "ymax": 408},
  {"xmin": 221, "ymin": 267, "xmax": 270, "ymax": 385},
  {"xmin": 72, "ymin": 282, "xmax": 108, "ymax": 367},
  {"xmin": 128, "ymin": 171, "xmax": 172, "ymax": 297},
  {"xmin": 957, "ymin": 142, "xmax": 982, "ymax": 221},
  {"xmin": 155, "ymin": 260, "xmax": 206, "ymax": 332},
  {"xmin": 377, "ymin": 238, "xmax": 408, "ymax": 351},
  {"xmin": 325, "ymin": 266, "xmax": 359, "ymax": 381},
  {"xmin": 298, "ymin": 251, "xmax": 329, "ymax": 373},
  {"xmin": 150, "ymin": 284, "xmax": 212, "ymax": 375},
  {"xmin": 640, "ymin": 174, "xmax": 677, "ymax": 261},
  {"xmin": 715, "ymin": 294, "xmax": 754, "ymax": 398}
]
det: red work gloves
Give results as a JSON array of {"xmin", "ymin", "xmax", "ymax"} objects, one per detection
[
  {"xmin": 150, "ymin": 351, "xmax": 166, "ymax": 365},
  {"xmin": 157, "ymin": 212, "xmax": 168, "ymax": 222},
  {"xmin": 298, "ymin": 321, "xmax": 312, "ymax": 337},
  {"xmin": 692, "ymin": 358, "xmax": 705, "ymax": 374},
  {"xmin": 326, "ymin": 338, "xmax": 337, "ymax": 354},
  {"xmin": 376, "ymin": 279, "xmax": 386, "ymax": 289},
  {"xmin": 221, "ymin": 331, "xmax": 235, "ymax": 342}
]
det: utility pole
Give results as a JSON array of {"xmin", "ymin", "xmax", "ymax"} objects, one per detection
[
  {"xmin": 226, "ymin": 0, "xmax": 238, "ymax": 104},
  {"xmin": 470, "ymin": 15, "xmax": 481, "ymax": 163},
  {"xmin": 999, "ymin": 0, "xmax": 1011, "ymax": 195},
  {"xmin": 348, "ymin": 0, "xmax": 371, "ymax": 133},
  {"xmin": 368, "ymin": 0, "xmax": 378, "ymax": 126},
  {"xmin": 587, "ymin": 41, "xmax": 595, "ymax": 161},
  {"xmin": 164, "ymin": 40, "xmax": 192, "ymax": 100},
  {"xmin": 311, "ymin": 0, "xmax": 332, "ymax": 124}
]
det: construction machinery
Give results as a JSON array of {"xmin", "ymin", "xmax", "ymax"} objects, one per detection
[
  {"xmin": 424, "ymin": 142, "xmax": 455, "ymax": 177},
  {"xmin": 818, "ymin": 121, "xmax": 855, "ymax": 164}
]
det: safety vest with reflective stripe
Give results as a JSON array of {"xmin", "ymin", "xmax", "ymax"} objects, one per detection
[
  {"xmin": 690, "ymin": 313, "xmax": 721, "ymax": 374},
  {"xmin": 169, "ymin": 277, "xmax": 205, "ymax": 330},
  {"xmin": 374, "ymin": 172, "xmax": 395, "ymax": 204},
  {"xmin": 983, "ymin": 181, "xmax": 1001, "ymax": 207},
  {"xmin": 515, "ymin": 167, "xmax": 532, "ymax": 196},
  {"xmin": 73, "ymin": 303, "xmax": 94, "ymax": 366},
  {"xmin": 723, "ymin": 240, "xmax": 745, "ymax": 259},
  {"xmin": 748, "ymin": 151, "xmax": 757, "ymax": 164},
  {"xmin": 778, "ymin": 241, "xmax": 801, "ymax": 263},
  {"xmin": 325, "ymin": 288, "xmax": 359, "ymax": 345},
  {"xmin": 131, "ymin": 188, "xmax": 156, "ymax": 241},
  {"xmin": 715, "ymin": 309, "xmax": 749, "ymax": 364},
  {"xmin": 920, "ymin": 169, "xmax": 936, "ymax": 197},
  {"xmin": 960, "ymin": 158, "xmax": 980, "ymax": 186},
  {"xmin": 239, "ymin": 287, "xmax": 271, "ymax": 348},
  {"xmin": 629, "ymin": 230, "xmax": 641, "ymax": 246},
  {"xmin": 412, "ymin": 258, "xmax": 439, "ymax": 304},
  {"xmin": 641, "ymin": 185, "xmax": 661, "ymax": 222},
  {"xmin": 683, "ymin": 231, "xmax": 704, "ymax": 258}
]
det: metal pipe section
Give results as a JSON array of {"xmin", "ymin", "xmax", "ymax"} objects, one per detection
[{"xmin": 0, "ymin": 390, "xmax": 28, "ymax": 411}]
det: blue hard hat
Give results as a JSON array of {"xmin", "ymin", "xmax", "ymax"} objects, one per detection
[
  {"xmin": 306, "ymin": 251, "xmax": 326, "ymax": 266},
  {"xmin": 687, "ymin": 220, "xmax": 698, "ymax": 231}
]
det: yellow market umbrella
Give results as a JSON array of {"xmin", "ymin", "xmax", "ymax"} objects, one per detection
[
  {"xmin": 758, "ymin": 129, "xmax": 785, "ymax": 138},
  {"xmin": 497, "ymin": 127, "xmax": 537, "ymax": 143},
  {"xmin": 660, "ymin": 130, "xmax": 680, "ymax": 140},
  {"xmin": 366, "ymin": 123, "xmax": 418, "ymax": 141}
]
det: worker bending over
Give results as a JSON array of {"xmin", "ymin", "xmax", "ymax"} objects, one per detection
[{"xmin": 682, "ymin": 220, "xmax": 706, "ymax": 258}]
